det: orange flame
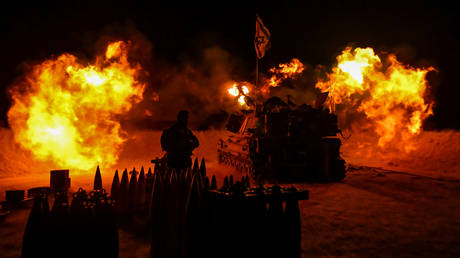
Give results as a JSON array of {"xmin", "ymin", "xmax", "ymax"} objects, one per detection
[
  {"xmin": 7, "ymin": 41, "xmax": 146, "ymax": 171},
  {"xmin": 316, "ymin": 47, "xmax": 434, "ymax": 151},
  {"xmin": 227, "ymin": 83, "xmax": 250, "ymax": 106},
  {"xmin": 267, "ymin": 58, "xmax": 305, "ymax": 88}
]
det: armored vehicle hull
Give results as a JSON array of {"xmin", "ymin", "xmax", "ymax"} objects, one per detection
[{"xmin": 218, "ymin": 97, "xmax": 346, "ymax": 183}]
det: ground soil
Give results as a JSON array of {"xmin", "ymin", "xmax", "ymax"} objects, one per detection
[{"xmin": 1, "ymin": 130, "xmax": 459, "ymax": 257}]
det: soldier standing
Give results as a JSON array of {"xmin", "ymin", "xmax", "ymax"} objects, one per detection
[{"xmin": 161, "ymin": 110, "xmax": 199, "ymax": 171}]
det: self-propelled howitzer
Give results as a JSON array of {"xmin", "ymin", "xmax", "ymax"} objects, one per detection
[{"xmin": 218, "ymin": 96, "xmax": 346, "ymax": 183}]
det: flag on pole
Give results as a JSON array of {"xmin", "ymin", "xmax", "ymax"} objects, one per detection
[{"xmin": 254, "ymin": 14, "xmax": 271, "ymax": 59}]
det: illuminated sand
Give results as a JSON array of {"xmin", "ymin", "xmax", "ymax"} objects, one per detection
[
  {"xmin": 1, "ymin": 128, "xmax": 459, "ymax": 203},
  {"xmin": 1, "ymin": 128, "xmax": 459, "ymax": 187},
  {"xmin": 342, "ymin": 129, "xmax": 460, "ymax": 178},
  {"xmin": 1, "ymin": 129, "xmax": 460, "ymax": 257}
]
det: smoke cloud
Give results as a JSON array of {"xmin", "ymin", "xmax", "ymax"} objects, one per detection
[{"xmin": 124, "ymin": 45, "xmax": 247, "ymax": 131}]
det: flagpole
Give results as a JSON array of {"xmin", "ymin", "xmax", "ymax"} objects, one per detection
[{"xmin": 256, "ymin": 57, "xmax": 259, "ymax": 88}]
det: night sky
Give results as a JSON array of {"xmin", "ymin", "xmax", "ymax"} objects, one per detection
[{"xmin": 1, "ymin": 0, "xmax": 459, "ymax": 129}]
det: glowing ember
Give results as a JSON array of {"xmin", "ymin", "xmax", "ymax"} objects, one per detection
[
  {"xmin": 227, "ymin": 83, "xmax": 250, "ymax": 106},
  {"xmin": 228, "ymin": 84, "xmax": 240, "ymax": 97},
  {"xmin": 267, "ymin": 58, "xmax": 305, "ymax": 89},
  {"xmin": 238, "ymin": 95, "xmax": 246, "ymax": 106},
  {"xmin": 241, "ymin": 85, "xmax": 249, "ymax": 95},
  {"xmin": 316, "ymin": 47, "xmax": 434, "ymax": 150},
  {"xmin": 7, "ymin": 41, "xmax": 145, "ymax": 171}
]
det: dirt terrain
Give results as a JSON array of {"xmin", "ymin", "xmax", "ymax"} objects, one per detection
[{"xmin": 1, "ymin": 129, "xmax": 459, "ymax": 257}]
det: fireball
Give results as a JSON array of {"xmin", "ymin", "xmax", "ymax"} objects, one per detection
[
  {"xmin": 267, "ymin": 58, "xmax": 305, "ymax": 89},
  {"xmin": 227, "ymin": 83, "xmax": 250, "ymax": 106},
  {"xmin": 7, "ymin": 41, "xmax": 146, "ymax": 171},
  {"xmin": 316, "ymin": 47, "xmax": 434, "ymax": 150}
]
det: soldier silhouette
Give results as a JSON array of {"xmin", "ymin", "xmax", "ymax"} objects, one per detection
[{"xmin": 161, "ymin": 110, "xmax": 199, "ymax": 171}]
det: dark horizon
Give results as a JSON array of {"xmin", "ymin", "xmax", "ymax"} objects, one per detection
[{"xmin": 1, "ymin": 1, "xmax": 459, "ymax": 129}]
